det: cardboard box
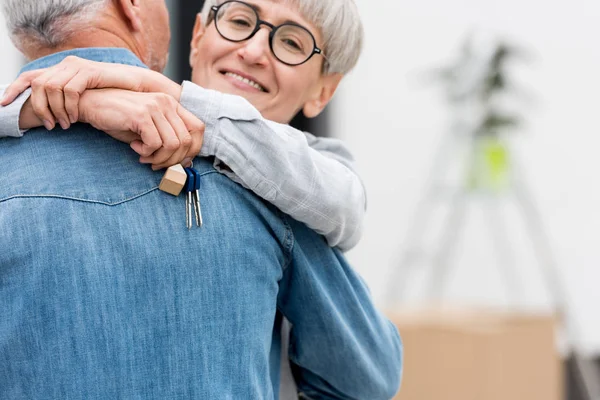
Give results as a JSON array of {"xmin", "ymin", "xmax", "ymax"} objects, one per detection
[{"xmin": 388, "ymin": 308, "xmax": 563, "ymax": 400}]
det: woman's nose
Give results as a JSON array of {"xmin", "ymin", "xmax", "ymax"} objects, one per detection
[{"xmin": 237, "ymin": 28, "xmax": 271, "ymax": 65}]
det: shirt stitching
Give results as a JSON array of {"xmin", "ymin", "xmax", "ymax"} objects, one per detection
[
  {"xmin": 0, "ymin": 169, "xmax": 221, "ymax": 206},
  {"xmin": 280, "ymin": 214, "xmax": 294, "ymax": 271},
  {"xmin": 0, "ymin": 188, "xmax": 159, "ymax": 206}
]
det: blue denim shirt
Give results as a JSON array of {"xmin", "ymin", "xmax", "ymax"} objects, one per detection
[{"xmin": 0, "ymin": 48, "xmax": 402, "ymax": 399}]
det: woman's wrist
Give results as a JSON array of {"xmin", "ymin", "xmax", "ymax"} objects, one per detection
[
  {"xmin": 140, "ymin": 69, "xmax": 183, "ymax": 101},
  {"xmin": 18, "ymin": 98, "xmax": 43, "ymax": 130}
]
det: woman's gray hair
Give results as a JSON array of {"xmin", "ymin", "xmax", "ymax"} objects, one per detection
[
  {"xmin": 200, "ymin": 0, "xmax": 364, "ymax": 75},
  {"xmin": 2, "ymin": 0, "xmax": 109, "ymax": 48}
]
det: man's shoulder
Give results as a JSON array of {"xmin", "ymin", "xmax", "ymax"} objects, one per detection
[
  {"xmin": 0, "ymin": 126, "xmax": 157, "ymax": 204},
  {"xmin": 198, "ymin": 157, "xmax": 288, "ymax": 229},
  {"xmin": 0, "ymin": 128, "xmax": 286, "ymax": 234}
]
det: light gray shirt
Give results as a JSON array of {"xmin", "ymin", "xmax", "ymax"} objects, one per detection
[{"xmin": 0, "ymin": 82, "xmax": 366, "ymax": 250}]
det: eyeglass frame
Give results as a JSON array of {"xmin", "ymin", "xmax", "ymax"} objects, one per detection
[{"xmin": 209, "ymin": 0, "xmax": 327, "ymax": 67}]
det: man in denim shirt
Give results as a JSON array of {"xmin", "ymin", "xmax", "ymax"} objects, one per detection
[{"xmin": 0, "ymin": 0, "xmax": 402, "ymax": 399}]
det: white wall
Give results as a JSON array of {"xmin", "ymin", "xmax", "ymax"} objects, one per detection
[
  {"xmin": 335, "ymin": 0, "xmax": 600, "ymax": 353},
  {"xmin": 0, "ymin": 13, "xmax": 22, "ymax": 82}
]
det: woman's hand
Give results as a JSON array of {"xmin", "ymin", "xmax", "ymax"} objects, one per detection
[
  {"xmin": 0, "ymin": 55, "xmax": 182, "ymax": 129},
  {"xmin": 78, "ymin": 89, "xmax": 204, "ymax": 170}
]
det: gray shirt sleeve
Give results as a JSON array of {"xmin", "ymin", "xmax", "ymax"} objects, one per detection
[
  {"xmin": 0, "ymin": 81, "xmax": 366, "ymax": 250},
  {"xmin": 179, "ymin": 81, "xmax": 366, "ymax": 251},
  {"xmin": 0, "ymin": 85, "xmax": 32, "ymax": 138}
]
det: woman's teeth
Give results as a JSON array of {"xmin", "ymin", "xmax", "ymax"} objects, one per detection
[{"xmin": 224, "ymin": 72, "xmax": 265, "ymax": 91}]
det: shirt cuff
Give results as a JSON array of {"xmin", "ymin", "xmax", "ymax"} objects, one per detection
[
  {"xmin": 0, "ymin": 88, "xmax": 31, "ymax": 138},
  {"xmin": 179, "ymin": 81, "xmax": 223, "ymax": 158}
]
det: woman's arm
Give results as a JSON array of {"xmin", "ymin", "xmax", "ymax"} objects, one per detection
[
  {"xmin": 178, "ymin": 81, "xmax": 366, "ymax": 251},
  {"xmin": 1, "ymin": 56, "xmax": 181, "ymax": 129},
  {"xmin": 0, "ymin": 84, "xmax": 204, "ymax": 169},
  {"xmin": 1, "ymin": 57, "xmax": 366, "ymax": 250},
  {"xmin": 0, "ymin": 85, "xmax": 36, "ymax": 136},
  {"xmin": 0, "ymin": 60, "xmax": 199, "ymax": 169}
]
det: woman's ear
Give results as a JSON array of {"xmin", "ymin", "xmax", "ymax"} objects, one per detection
[
  {"xmin": 302, "ymin": 73, "xmax": 343, "ymax": 118},
  {"xmin": 190, "ymin": 13, "xmax": 207, "ymax": 68},
  {"xmin": 116, "ymin": 0, "xmax": 143, "ymax": 32}
]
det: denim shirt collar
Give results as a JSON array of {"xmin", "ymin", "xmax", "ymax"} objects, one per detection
[{"xmin": 20, "ymin": 47, "xmax": 148, "ymax": 74}]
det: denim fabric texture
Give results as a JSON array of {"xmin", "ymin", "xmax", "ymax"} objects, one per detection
[{"xmin": 0, "ymin": 49, "xmax": 402, "ymax": 399}]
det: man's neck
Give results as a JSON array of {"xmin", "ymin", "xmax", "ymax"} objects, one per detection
[{"xmin": 21, "ymin": 12, "xmax": 145, "ymax": 66}]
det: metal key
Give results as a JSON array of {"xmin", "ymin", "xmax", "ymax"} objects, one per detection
[
  {"xmin": 184, "ymin": 168, "xmax": 195, "ymax": 229},
  {"xmin": 191, "ymin": 168, "xmax": 203, "ymax": 227}
]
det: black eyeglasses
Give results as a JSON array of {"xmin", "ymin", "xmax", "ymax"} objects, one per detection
[{"xmin": 210, "ymin": 0, "xmax": 326, "ymax": 66}]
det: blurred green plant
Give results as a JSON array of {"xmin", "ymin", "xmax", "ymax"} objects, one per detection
[{"xmin": 428, "ymin": 35, "xmax": 530, "ymax": 192}]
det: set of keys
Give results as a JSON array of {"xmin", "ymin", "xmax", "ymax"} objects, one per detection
[
  {"xmin": 184, "ymin": 167, "xmax": 203, "ymax": 229},
  {"xmin": 158, "ymin": 164, "xmax": 203, "ymax": 229}
]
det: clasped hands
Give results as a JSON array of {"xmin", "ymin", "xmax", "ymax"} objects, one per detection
[{"xmin": 0, "ymin": 56, "xmax": 205, "ymax": 170}]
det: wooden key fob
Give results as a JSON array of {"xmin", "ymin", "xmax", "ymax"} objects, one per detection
[{"xmin": 159, "ymin": 164, "xmax": 187, "ymax": 196}]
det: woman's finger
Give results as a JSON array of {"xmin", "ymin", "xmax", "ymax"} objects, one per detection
[
  {"xmin": 140, "ymin": 111, "xmax": 180, "ymax": 166},
  {"xmin": 168, "ymin": 106, "xmax": 193, "ymax": 151},
  {"xmin": 177, "ymin": 106, "xmax": 205, "ymax": 161},
  {"xmin": 144, "ymin": 108, "xmax": 192, "ymax": 168},
  {"xmin": 0, "ymin": 69, "xmax": 45, "ymax": 106},
  {"xmin": 104, "ymin": 130, "xmax": 140, "ymax": 144},
  {"xmin": 147, "ymin": 143, "xmax": 189, "ymax": 170},
  {"xmin": 148, "ymin": 144, "xmax": 189, "ymax": 170},
  {"xmin": 45, "ymin": 66, "xmax": 80, "ymax": 129},
  {"xmin": 133, "ymin": 114, "xmax": 163, "ymax": 157},
  {"xmin": 30, "ymin": 71, "xmax": 59, "ymax": 130},
  {"xmin": 63, "ymin": 68, "xmax": 100, "ymax": 123}
]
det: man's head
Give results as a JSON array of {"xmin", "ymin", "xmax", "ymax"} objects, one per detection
[
  {"xmin": 189, "ymin": 0, "xmax": 364, "ymax": 124},
  {"xmin": 2, "ymin": 0, "xmax": 171, "ymax": 72}
]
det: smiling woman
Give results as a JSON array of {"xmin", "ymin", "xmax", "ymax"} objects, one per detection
[
  {"xmin": 172, "ymin": 0, "xmax": 337, "ymax": 135},
  {"xmin": 188, "ymin": 0, "xmax": 348, "ymax": 124}
]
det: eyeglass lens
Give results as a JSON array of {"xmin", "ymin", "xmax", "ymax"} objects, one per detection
[{"xmin": 215, "ymin": 1, "xmax": 316, "ymax": 65}]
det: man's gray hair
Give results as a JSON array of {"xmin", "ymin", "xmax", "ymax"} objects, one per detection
[
  {"xmin": 200, "ymin": 0, "xmax": 364, "ymax": 75},
  {"xmin": 2, "ymin": 0, "xmax": 109, "ymax": 47}
]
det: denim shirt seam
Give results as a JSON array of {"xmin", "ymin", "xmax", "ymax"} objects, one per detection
[
  {"xmin": 19, "ymin": 48, "xmax": 149, "ymax": 74},
  {"xmin": 280, "ymin": 215, "xmax": 295, "ymax": 271},
  {"xmin": 197, "ymin": 169, "xmax": 219, "ymax": 178},
  {"xmin": 0, "ymin": 188, "xmax": 160, "ymax": 206},
  {"xmin": 0, "ymin": 167, "xmax": 222, "ymax": 204}
]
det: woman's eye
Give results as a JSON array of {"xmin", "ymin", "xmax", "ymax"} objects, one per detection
[
  {"xmin": 231, "ymin": 18, "xmax": 252, "ymax": 27},
  {"xmin": 282, "ymin": 38, "xmax": 302, "ymax": 51}
]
